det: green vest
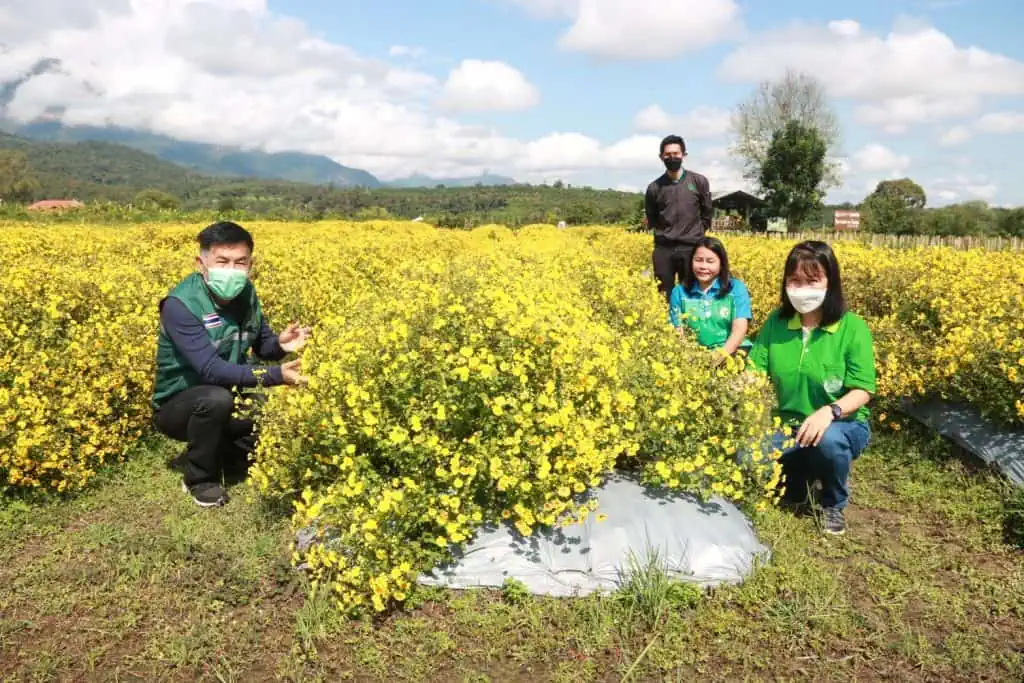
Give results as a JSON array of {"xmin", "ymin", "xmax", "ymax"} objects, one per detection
[{"xmin": 151, "ymin": 272, "xmax": 263, "ymax": 409}]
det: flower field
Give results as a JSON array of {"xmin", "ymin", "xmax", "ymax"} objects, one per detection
[{"xmin": 1, "ymin": 220, "xmax": 1022, "ymax": 613}]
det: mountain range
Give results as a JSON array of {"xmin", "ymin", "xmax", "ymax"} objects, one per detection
[{"xmin": 0, "ymin": 118, "xmax": 517, "ymax": 189}]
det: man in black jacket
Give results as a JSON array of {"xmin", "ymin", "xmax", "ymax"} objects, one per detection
[{"xmin": 644, "ymin": 135, "xmax": 713, "ymax": 303}]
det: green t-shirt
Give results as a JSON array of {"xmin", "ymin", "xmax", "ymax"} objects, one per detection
[{"xmin": 749, "ymin": 309, "xmax": 877, "ymax": 425}]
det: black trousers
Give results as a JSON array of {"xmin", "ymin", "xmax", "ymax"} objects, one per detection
[
  {"xmin": 652, "ymin": 243, "xmax": 695, "ymax": 303},
  {"xmin": 152, "ymin": 386, "xmax": 262, "ymax": 486}
]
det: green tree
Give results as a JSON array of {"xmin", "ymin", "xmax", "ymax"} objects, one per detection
[
  {"xmin": 0, "ymin": 150, "xmax": 41, "ymax": 203},
  {"xmin": 917, "ymin": 201, "xmax": 996, "ymax": 236},
  {"xmin": 732, "ymin": 69, "xmax": 842, "ymax": 190},
  {"xmin": 875, "ymin": 178, "xmax": 926, "ymax": 209},
  {"xmin": 134, "ymin": 188, "xmax": 181, "ymax": 210},
  {"xmin": 995, "ymin": 207, "xmax": 1024, "ymax": 237},
  {"xmin": 860, "ymin": 178, "xmax": 926, "ymax": 234},
  {"xmin": 354, "ymin": 206, "xmax": 391, "ymax": 220},
  {"xmin": 758, "ymin": 120, "xmax": 828, "ymax": 228}
]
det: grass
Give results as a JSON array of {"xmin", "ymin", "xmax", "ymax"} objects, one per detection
[{"xmin": 1, "ymin": 424, "xmax": 1022, "ymax": 682}]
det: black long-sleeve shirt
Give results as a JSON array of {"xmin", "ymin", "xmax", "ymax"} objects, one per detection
[
  {"xmin": 160, "ymin": 296, "xmax": 286, "ymax": 388},
  {"xmin": 644, "ymin": 171, "xmax": 713, "ymax": 246}
]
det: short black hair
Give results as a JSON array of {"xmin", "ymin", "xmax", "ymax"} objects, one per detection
[
  {"xmin": 684, "ymin": 236, "xmax": 733, "ymax": 298},
  {"xmin": 659, "ymin": 134, "xmax": 686, "ymax": 155},
  {"xmin": 779, "ymin": 240, "xmax": 847, "ymax": 326},
  {"xmin": 197, "ymin": 221, "xmax": 254, "ymax": 253}
]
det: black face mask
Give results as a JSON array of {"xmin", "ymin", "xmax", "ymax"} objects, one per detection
[{"xmin": 663, "ymin": 157, "xmax": 683, "ymax": 172}]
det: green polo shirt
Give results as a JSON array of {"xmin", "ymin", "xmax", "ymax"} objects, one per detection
[
  {"xmin": 748, "ymin": 309, "xmax": 877, "ymax": 425},
  {"xmin": 668, "ymin": 277, "xmax": 753, "ymax": 351}
]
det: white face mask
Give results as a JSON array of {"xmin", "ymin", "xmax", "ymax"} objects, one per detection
[{"xmin": 786, "ymin": 287, "xmax": 827, "ymax": 314}]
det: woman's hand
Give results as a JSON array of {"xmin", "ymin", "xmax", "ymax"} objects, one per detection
[
  {"xmin": 721, "ymin": 317, "xmax": 749, "ymax": 357},
  {"xmin": 795, "ymin": 406, "xmax": 834, "ymax": 447}
]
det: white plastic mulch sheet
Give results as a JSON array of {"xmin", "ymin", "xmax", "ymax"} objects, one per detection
[{"xmin": 416, "ymin": 473, "xmax": 770, "ymax": 597}]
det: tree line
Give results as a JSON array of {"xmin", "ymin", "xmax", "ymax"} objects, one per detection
[{"xmin": 0, "ymin": 139, "xmax": 640, "ymax": 226}]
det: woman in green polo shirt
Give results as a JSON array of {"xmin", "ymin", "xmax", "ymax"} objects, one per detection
[
  {"xmin": 668, "ymin": 237, "xmax": 753, "ymax": 360},
  {"xmin": 748, "ymin": 240, "xmax": 876, "ymax": 535}
]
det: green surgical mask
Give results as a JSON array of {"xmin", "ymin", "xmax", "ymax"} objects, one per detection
[{"xmin": 204, "ymin": 267, "xmax": 249, "ymax": 301}]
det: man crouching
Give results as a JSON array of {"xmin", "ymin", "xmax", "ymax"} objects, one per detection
[{"xmin": 151, "ymin": 221, "xmax": 309, "ymax": 507}]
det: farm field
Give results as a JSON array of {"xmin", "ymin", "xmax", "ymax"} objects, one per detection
[{"xmin": 1, "ymin": 221, "xmax": 1023, "ymax": 681}]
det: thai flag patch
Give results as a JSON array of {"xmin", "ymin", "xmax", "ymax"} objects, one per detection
[{"xmin": 203, "ymin": 313, "xmax": 223, "ymax": 329}]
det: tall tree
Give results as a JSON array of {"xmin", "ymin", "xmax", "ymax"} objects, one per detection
[
  {"xmin": 872, "ymin": 178, "xmax": 927, "ymax": 209},
  {"xmin": 0, "ymin": 150, "xmax": 41, "ymax": 203},
  {"xmin": 759, "ymin": 120, "xmax": 828, "ymax": 228},
  {"xmin": 731, "ymin": 69, "xmax": 841, "ymax": 189},
  {"xmin": 860, "ymin": 178, "xmax": 927, "ymax": 234}
]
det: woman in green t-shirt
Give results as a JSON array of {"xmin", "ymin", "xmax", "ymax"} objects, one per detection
[
  {"xmin": 668, "ymin": 237, "xmax": 753, "ymax": 362},
  {"xmin": 748, "ymin": 240, "xmax": 877, "ymax": 535}
]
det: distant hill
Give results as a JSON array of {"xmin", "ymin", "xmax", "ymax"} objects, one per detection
[
  {"xmin": 386, "ymin": 173, "xmax": 518, "ymax": 188},
  {"xmin": 5, "ymin": 120, "xmax": 383, "ymax": 188},
  {"xmin": 0, "ymin": 132, "xmax": 210, "ymax": 201},
  {"xmin": 3, "ymin": 119, "xmax": 519, "ymax": 189}
]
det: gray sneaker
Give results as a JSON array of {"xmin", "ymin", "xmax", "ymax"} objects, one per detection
[
  {"xmin": 822, "ymin": 506, "xmax": 846, "ymax": 535},
  {"xmin": 182, "ymin": 481, "xmax": 228, "ymax": 508}
]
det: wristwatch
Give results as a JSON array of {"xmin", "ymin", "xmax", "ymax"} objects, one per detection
[{"xmin": 829, "ymin": 403, "xmax": 842, "ymax": 420}]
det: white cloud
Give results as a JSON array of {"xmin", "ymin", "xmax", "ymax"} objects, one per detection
[
  {"xmin": 437, "ymin": 59, "xmax": 539, "ymax": 112},
  {"xmin": 933, "ymin": 110, "xmax": 1024, "ymax": 146},
  {"xmin": 854, "ymin": 95, "xmax": 979, "ymax": 133},
  {"xmin": 827, "ymin": 19, "xmax": 861, "ymax": 37},
  {"xmin": 718, "ymin": 19, "xmax": 1024, "ymax": 130},
  {"xmin": 921, "ymin": 173, "xmax": 1000, "ymax": 206},
  {"xmin": 0, "ymin": 0, "xmax": 723, "ymax": 190},
  {"xmin": 938, "ymin": 125, "xmax": 974, "ymax": 146},
  {"xmin": 506, "ymin": 0, "xmax": 579, "ymax": 19},
  {"xmin": 0, "ymin": 0, "xmax": 130, "ymax": 42},
  {"xmin": 388, "ymin": 45, "xmax": 425, "ymax": 59},
  {"xmin": 965, "ymin": 183, "xmax": 998, "ymax": 200},
  {"xmin": 602, "ymin": 135, "xmax": 659, "ymax": 169},
  {"xmin": 519, "ymin": 132, "xmax": 600, "ymax": 172},
  {"xmin": 0, "ymin": 0, "xmax": 562, "ymax": 180},
  {"xmin": 851, "ymin": 143, "xmax": 911, "ymax": 174},
  {"xmin": 633, "ymin": 104, "xmax": 732, "ymax": 138},
  {"xmin": 976, "ymin": 111, "xmax": 1024, "ymax": 134},
  {"xmin": 510, "ymin": 0, "xmax": 741, "ymax": 59}
]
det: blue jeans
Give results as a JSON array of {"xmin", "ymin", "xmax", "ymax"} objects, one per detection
[{"xmin": 766, "ymin": 420, "xmax": 870, "ymax": 510}]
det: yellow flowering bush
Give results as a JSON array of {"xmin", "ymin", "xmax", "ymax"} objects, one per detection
[
  {"xmin": 248, "ymin": 223, "xmax": 778, "ymax": 613},
  {"xmin": 0, "ymin": 225, "xmax": 193, "ymax": 492},
  {"xmin": 1, "ymin": 219, "xmax": 1020, "ymax": 612}
]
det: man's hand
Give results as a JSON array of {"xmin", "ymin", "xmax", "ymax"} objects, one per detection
[
  {"xmin": 279, "ymin": 323, "xmax": 312, "ymax": 353},
  {"xmin": 795, "ymin": 406, "xmax": 834, "ymax": 447},
  {"xmin": 281, "ymin": 359, "xmax": 309, "ymax": 386}
]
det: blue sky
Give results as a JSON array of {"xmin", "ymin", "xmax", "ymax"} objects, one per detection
[{"xmin": 3, "ymin": 0, "xmax": 1023, "ymax": 205}]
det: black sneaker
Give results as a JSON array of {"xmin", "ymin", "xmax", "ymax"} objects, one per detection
[
  {"xmin": 822, "ymin": 506, "xmax": 846, "ymax": 535},
  {"xmin": 181, "ymin": 481, "xmax": 228, "ymax": 508}
]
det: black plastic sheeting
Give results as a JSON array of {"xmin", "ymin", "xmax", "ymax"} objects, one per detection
[{"xmin": 900, "ymin": 398, "xmax": 1024, "ymax": 487}]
